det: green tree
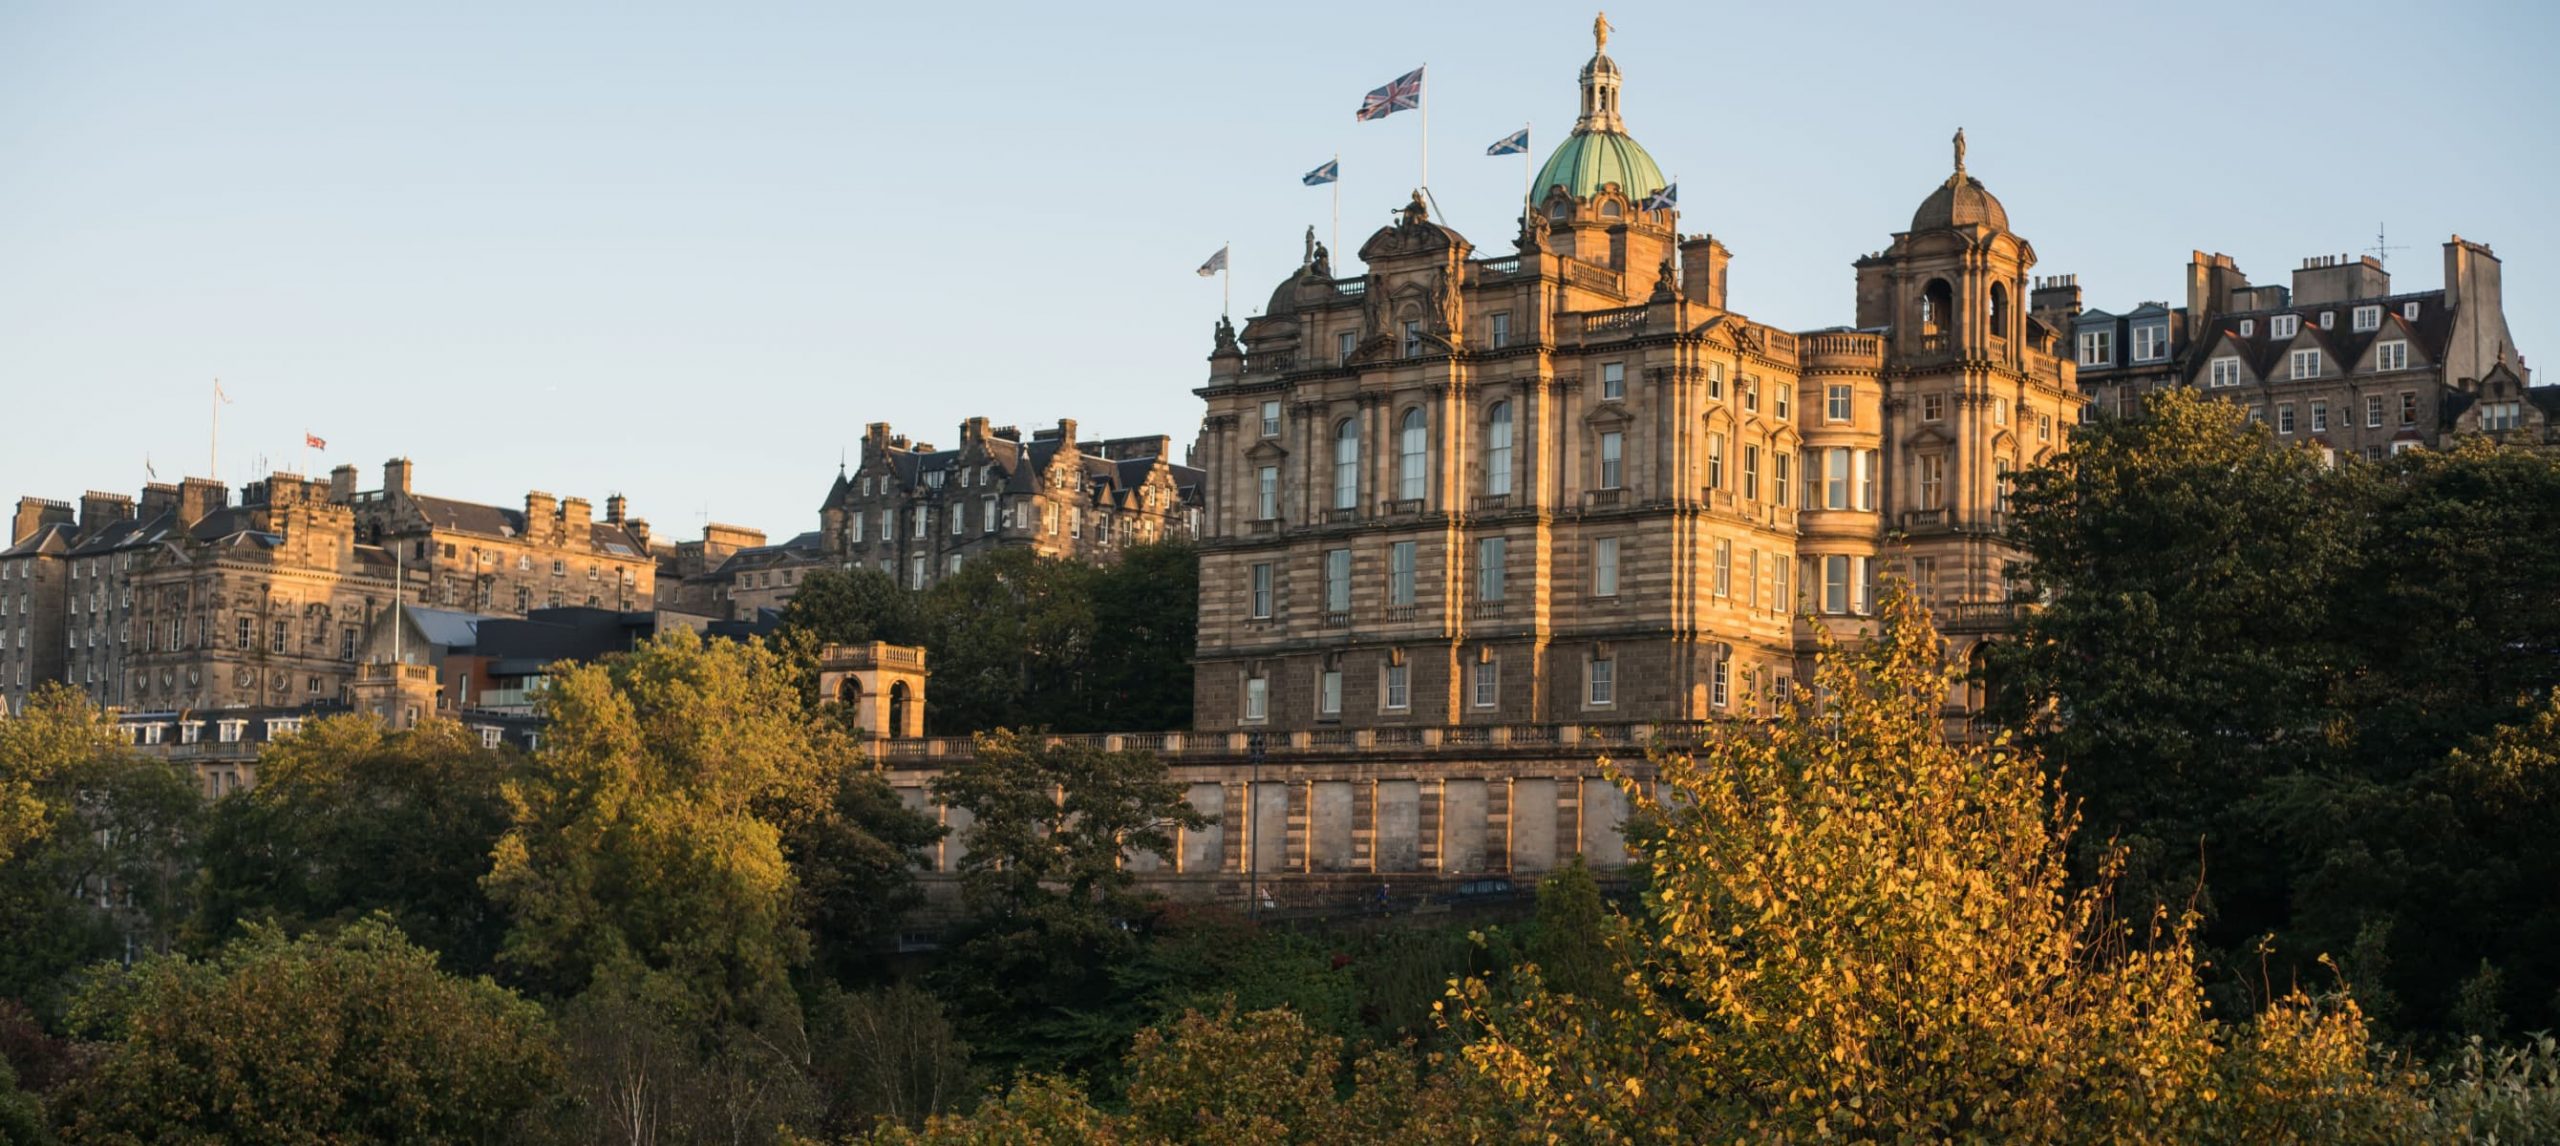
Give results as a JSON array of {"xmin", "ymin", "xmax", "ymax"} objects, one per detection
[
  {"xmin": 780, "ymin": 567, "xmax": 929, "ymax": 650},
  {"xmin": 1524, "ymin": 858, "xmax": 1616, "ymax": 1004},
  {"xmin": 918, "ymin": 550, "xmax": 1099, "ymax": 735},
  {"xmin": 853, "ymin": 1005, "xmax": 1478, "ymax": 1145},
  {"xmin": 1987, "ymin": 388, "xmax": 2354, "ymax": 923},
  {"xmin": 927, "ymin": 731, "xmax": 1209, "ymax": 1078},
  {"xmin": 487, "ymin": 630, "xmax": 930, "ymax": 1028},
  {"xmin": 0, "ymin": 686, "xmax": 198, "ymax": 1016},
  {"xmin": 50, "ymin": 917, "xmax": 561, "ymax": 1145},
  {"xmin": 193, "ymin": 716, "xmax": 513, "ymax": 974},
  {"xmin": 1992, "ymin": 392, "xmax": 2560, "ymax": 1038},
  {"xmin": 806, "ymin": 982, "xmax": 977, "ymax": 1136},
  {"xmin": 1454, "ymin": 587, "xmax": 2429, "ymax": 1142},
  {"xmin": 1083, "ymin": 542, "xmax": 1197, "ymax": 732}
]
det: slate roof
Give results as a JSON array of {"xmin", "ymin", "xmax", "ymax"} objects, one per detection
[
  {"xmin": 0, "ymin": 521, "xmax": 79, "ymax": 559},
  {"xmin": 2181, "ymin": 291, "xmax": 2451, "ymax": 387},
  {"xmin": 405, "ymin": 493, "xmax": 648, "ymax": 555}
]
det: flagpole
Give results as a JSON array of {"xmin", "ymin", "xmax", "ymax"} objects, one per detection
[
  {"xmin": 1223, "ymin": 240, "xmax": 1231, "ymax": 317},
  {"xmin": 209, "ymin": 379, "xmax": 220, "ymax": 479},
  {"xmin": 1418, "ymin": 63, "xmax": 1430, "ymax": 193},
  {"xmin": 1522, "ymin": 121, "xmax": 1533, "ymax": 227},
  {"xmin": 1330, "ymin": 153, "xmax": 1339, "ymax": 272}
]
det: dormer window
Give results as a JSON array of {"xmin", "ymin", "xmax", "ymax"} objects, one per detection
[
  {"xmin": 2319, "ymin": 311, "xmax": 2336, "ymax": 330},
  {"xmin": 2133, "ymin": 325, "xmax": 2168, "ymax": 362},
  {"xmin": 2271, "ymin": 314, "xmax": 2300, "ymax": 338},
  {"xmin": 1600, "ymin": 200, "xmax": 1622, "ymax": 219},
  {"xmin": 2076, "ymin": 330, "xmax": 2112, "ymax": 367},
  {"xmin": 2403, "ymin": 301, "xmax": 2422, "ymax": 321},
  {"xmin": 1548, "ymin": 201, "xmax": 1569, "ymax": 223},
  {"xmin": 2352, "ymin": 305, "xmax": 2381, "ymax": 332},
  {"xmin": 2239, "ymin": 319, "xmax": 2255, "ymax": 337}
]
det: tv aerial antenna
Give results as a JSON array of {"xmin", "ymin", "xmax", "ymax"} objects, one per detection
[{"xmin": 2366, "ymin": 222, "xmax": 2407, "ymax": 271}]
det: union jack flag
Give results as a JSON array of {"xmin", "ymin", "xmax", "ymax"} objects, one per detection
[
  {"xmin": 1355, "ymin": 67, "xmax": 1424, "ymax": 122},
  {"xmin": 304, "ymin": 432, "xmax": 327, "ymax": 450}
]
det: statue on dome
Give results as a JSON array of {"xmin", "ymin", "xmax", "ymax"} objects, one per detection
[
  {"xmin": 1953, "ymin": 126, "xmax": 1967, "ymax": 175},
  {"xmin": 1310, "ymin": 241, "xmax": 1332, "ymax": 279},
  {"xmin": 1594, "ymin": 11, "xmax": 1612, "ymax": 54}
]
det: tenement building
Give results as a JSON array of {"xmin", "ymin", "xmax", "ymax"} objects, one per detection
[
  {"xmin": 819, "ymin": 416, "xmax": 1205, "ymax": 591},
  {"xmin": 2065, "ymin": 242, "xmax": 2545, "ymax": 452},
  {"xmin": 1189, "ymin": 23, "xmax": 2079, "ymax": 733},
  {"xmin": 2, "ymin": 457, "xmax": 661, "ymax": 717}
]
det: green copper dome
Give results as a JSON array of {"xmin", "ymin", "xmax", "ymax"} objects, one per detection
[{"xmin": 1533, "ymin": 129, "xmax": 1668, "ymax": 201}]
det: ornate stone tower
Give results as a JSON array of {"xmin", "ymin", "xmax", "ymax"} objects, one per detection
[{"xmin": 1856, "ymin": 131, "xmax": 2082, "ymax": 661}]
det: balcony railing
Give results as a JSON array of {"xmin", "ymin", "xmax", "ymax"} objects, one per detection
[
  {"xmin": 1582, "ymin": 307, "xmax": 1648, "ymax": 336},
  {"xmin": 1383, "ymin": 604, "xmax": 1419, "ymax": 623}
]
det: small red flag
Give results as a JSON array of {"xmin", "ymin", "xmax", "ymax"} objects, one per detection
[{"xmin": 305, "ymin": 433, "xmax": 327, "ymax": 450}]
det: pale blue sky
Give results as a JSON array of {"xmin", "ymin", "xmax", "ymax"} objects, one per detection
[{"xmin": 4, "ymin": 1, "xmax": 2553, "ymax": 539}]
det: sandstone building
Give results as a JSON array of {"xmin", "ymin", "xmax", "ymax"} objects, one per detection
[
  {"xmin": 2, "ymin": 458, "xmax": 660, "ymax": 717},
  {"xmin": 819, "ymin": 416, "xmax": 1205, "ymax": 591},
  {"xmin": 1189, "ymin": 26, "xmax": 2079, "ymax": 732},
  {"xmin": 2066, "ymin": 243, "xmax": 2545, "ymax": 451}
]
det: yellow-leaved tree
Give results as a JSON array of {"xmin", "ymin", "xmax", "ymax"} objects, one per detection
[{"xmin": 1452, "ymin": 584, "xmax": 2433, "ymax": 1144}]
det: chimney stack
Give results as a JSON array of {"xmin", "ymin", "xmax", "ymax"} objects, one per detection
[
  {"xmin": 176, "ymin": 478, "xmax": 228, "ymax": 528},
  {"xmin": 11, "ymin": 497, "xmax": 72, "ymax": 545},
  {"xmin": 562, "ymin": 496, "xmax": 592, "ymax": 544},
  {"xmin": 329, "ymin": 464, "xmax": 359, "ymax": 504},
  {"xmin": 524, "ymin": 491, "xmax": 558, "ymax": 540},
  {"xmin": 604, "ymin": 494, "xmax": 627, "ymax": 525},
  {"xmin": 1679, "ymin": 234, "xmax": 1731, "ymax": 310},
  {"xmin": 77, "ymin": 491, "xmax": 135, "ymax": 531},
  {"xmin": 383, "ymin": 457, "xmax": 414, "ymax": 496}
]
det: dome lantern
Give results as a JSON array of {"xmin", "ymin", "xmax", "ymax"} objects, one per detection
[{"xmin": 1532, "ymin": 11, "xmax": 1669, "ymax": 204}]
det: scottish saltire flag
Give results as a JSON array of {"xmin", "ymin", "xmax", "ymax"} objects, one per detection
[
  {"xmin": 1196, "ymin": 245, "xmax": 1229, "ymax": 277},
  {"xmin": 1486, "ymin": 128, "xmax": 1530, "ymax": 156},
  {"xmin": 1356, "ymin": 67, "xmax": 1424, "ymax": 122},
  {"xmin": 1302, "ymin": 159, "xmax": 1339, "ymax": 186},
  {"xmin": 1643, "ymin": 183, "xmax": 1678, "ymax": 212}
]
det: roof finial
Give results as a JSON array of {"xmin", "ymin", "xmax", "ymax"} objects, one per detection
[
  {"xmin": 1953, "ymin": 126, "xmax": 1967, "ymax": 176},
  {"xmin": 1594, "ymin": 10, "xmax": 1612, "ymax": 54}
]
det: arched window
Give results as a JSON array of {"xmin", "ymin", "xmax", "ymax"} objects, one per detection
[
  {"xmin": 1333, "ymin": 419, "xmax": 1361, "ymax": 510},
  {"xmin": 1547, "ymin": 200, "xmax": 1569, "ymax": 223},
  {"xmin": 1921, "ymin": 279, "xmax": 1956, "ymax": 338},
  {"xmin": 1988, "ymin": 282, "xmax": 2010, "ymax": 340},
  {"xmin": 1398, "ymin": 408, "xmax": 1428, "ymax": 501},
  {"xmin": 1600, "ymin": 200, "xmax": 1623, "ymax": 219},
  {"xmin": 1485, "ymin": 402, "xmax": 1514, "ymax": 496},
  {"xmin": 886, "ymin": 681, "xmax": 909, "ymax": 740}
]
